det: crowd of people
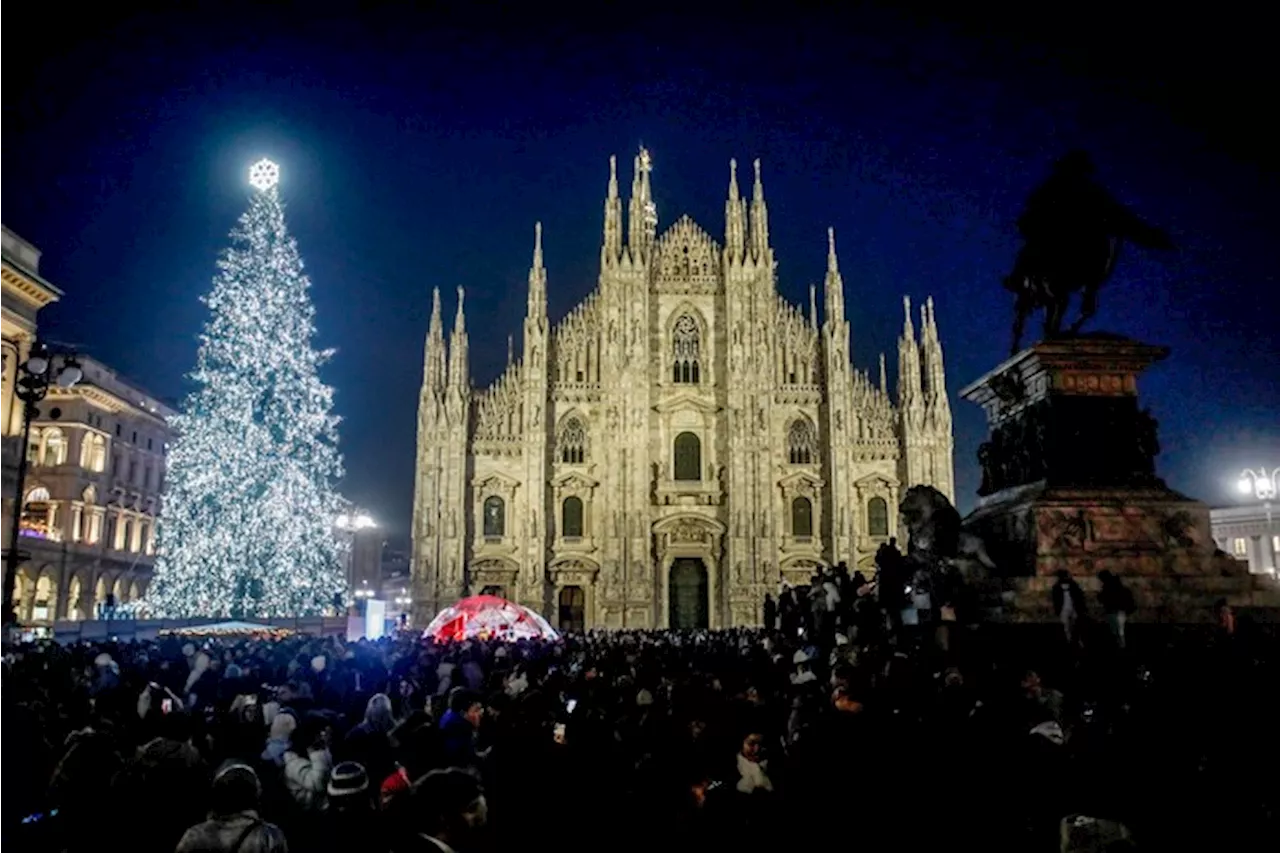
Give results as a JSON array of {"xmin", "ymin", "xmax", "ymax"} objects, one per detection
[{"xmin": 2, "ymin": 564, "xmax": 1274, "ymax": 852}]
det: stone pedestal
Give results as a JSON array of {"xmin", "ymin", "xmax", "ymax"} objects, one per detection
[{"xmin": 959, "ymin": 336, "xmax": 1280, "ymax": 622}]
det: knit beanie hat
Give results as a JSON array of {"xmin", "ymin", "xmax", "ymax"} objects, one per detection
[{"xmin": 327, "ymin": 761, "xmax": 369, "ymax": 798}]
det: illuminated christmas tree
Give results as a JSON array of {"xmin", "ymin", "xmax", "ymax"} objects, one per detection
[{"xmin": 148, "ymin": 159, "xmax": 345, "ymax": 618}]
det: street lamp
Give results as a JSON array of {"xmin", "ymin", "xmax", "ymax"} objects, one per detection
[
  {"xmin": 1238, "ymin": 467, "xmax": 1279, "ymax": 530},
  {"xmin": 1238, "ymin": 468, "xmax": 1279, "ymax": 502},
  {"xmin": 334, "ymin": 509, "xmax": 377, "ymax": 610},
  {"xmin": 4, "ymin": 342, "xmax": 82, "ymax": 627}
]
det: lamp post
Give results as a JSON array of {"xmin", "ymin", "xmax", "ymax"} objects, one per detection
[
  {"xmin": 1238, "ymin": 467, "xmax": 1279, "ymax": 526},
  {"xmin": 4, "ymin": 342, "xmax": 82, "ymax": 627},
  {"xmin": 334, "ymin": 509, "xmax": 376, "ymax": 611}
]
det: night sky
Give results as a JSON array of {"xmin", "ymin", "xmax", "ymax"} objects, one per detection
[{"xmin": 5, "ymin": 5, "xmax": 1276, "ymax": 539}]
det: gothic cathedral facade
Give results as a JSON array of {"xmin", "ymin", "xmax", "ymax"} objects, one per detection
[{"xmin": 412, "ymin": 151, "xmax": 954, "ymax": 631}]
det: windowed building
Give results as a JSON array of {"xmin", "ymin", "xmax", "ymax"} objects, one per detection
[
  {"xmin": 1211, "ymin": 504, "xmax": 1279, "ymax": 576},
  {"xmin": 412, "ymin": 152, "xmax": 954, "ymax": 631},
  {"xmin": 2, "ymin": 227, "xmax": 176, "ymax": 627}
]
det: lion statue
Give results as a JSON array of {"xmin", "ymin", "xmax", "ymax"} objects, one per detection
[{"xmin": 898, "ymin": 485, "xmax": 996, "ymax": 575}]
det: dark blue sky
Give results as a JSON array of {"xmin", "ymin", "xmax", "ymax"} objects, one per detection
[{"xmin": 5, "ymin": 5, "xmax": 1277, "ymax": 538}]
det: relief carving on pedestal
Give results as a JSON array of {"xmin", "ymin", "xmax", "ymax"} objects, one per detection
[
  {"xmin": 1161, "ymin": 511, "xmax": 1198, "ymax": 549},
  {"xmin": 1040, "ymin": 509, "xmax": 1090, "ymax": 550}
]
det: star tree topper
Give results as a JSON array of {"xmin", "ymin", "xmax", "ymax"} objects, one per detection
[{"xmin": 249, "ymin": 158, "xmax": 280, "ymax": 191}]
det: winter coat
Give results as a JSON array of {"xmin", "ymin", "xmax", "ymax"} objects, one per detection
[
  {"xmin": 282, "ymin": 748, "xmax": 332, "ymax": 811},
  {"xmin": 1099, "ymin": 581, "xmax": 1136, "ymax": 615},
  {"xmin": 175, "ymin": 811, "xmax": 288, "ymax": 853},
  {"xmin": 438, "ymin": 710, "xmax": 479, "ymax": 769},
  {"xmin": 1051, "ymin": 580, "xmax": 1087, "ymax": 617}
]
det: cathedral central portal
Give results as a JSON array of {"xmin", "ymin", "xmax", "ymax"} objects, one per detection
[
  {"xmin": 411, "ymin": 150, "xmax": 955, "ymax": 630},
  {"xmin": 668, "ymin": 559, "xmax": 709, "ymax": 630}
]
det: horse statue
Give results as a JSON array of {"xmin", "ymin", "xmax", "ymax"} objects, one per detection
[
  {"xmin": 1005, "ymin": 151, "xmax": 1175, "ymax": 355},
  {"xmin": 899, "ymin": 485, "xmax": 996, "ymax": 578}
]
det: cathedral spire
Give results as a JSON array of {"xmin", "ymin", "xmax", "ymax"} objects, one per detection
[
  {"xmin": 879, "ymin": 352, "xmax": 888, "ymax": 395},
  {"xmin": 920, "ymin": 295, "xmax": 949, "ymax": 412},
  {"xmin": 528, "ymin": 222, "xmax": 547, "ymax": 321},
  {"xmin": 628, "ymin": 147, "xmax": 657, "ymax": 261},
  {"xmin": 809, "ymin": 284, "xmax": 818, "ymax": 329},
  {"xmin": 507, "ymin": 334, "xmax": 514, "ymax": 366},
  {"xmin": 725, "ymin": 158, "xmax": 746, "ymax": 262},
  {"xmin": 823, "ymin": 227, "xmax": 846, "ymax": 329},
  {"xmin": 898, "ymin": 295, "xmax": 923, "ymax": 409},
  {"xmin": 447, "ymin": 286, "xmax": 469, "ymax": 391},
  {"xmin": 602, "ymin": 155, "xmax": 622, "ymax": 263},
  {"xmin": 424, "ymin": 286, "xmax": 447, "ymax": 393},
  {"xmin": 749, "ymin": 158, "xmax": 770, "ymax": 261}
]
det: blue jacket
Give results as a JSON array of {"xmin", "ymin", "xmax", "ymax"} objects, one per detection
[{"xmin": 438, "ymin": 710, "xmax": 477, "ymax": 768}]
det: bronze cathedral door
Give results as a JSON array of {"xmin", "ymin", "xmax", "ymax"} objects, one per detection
[{"xmin": 669, "ymin": 558, "xmax": 709, "ymax": 630}]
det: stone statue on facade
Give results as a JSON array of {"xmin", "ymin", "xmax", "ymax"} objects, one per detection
[{"xmin": 1005, "ymin": 151, "xmax": 1175, "ymax": 355}]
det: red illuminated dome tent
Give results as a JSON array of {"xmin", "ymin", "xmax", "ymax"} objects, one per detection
[{"xmin": 423, "ymin": 594, "xmax": 560, "ymax": 642}]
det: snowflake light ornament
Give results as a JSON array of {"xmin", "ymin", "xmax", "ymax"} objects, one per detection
[{"xmin": 248, "ymin": 158, "xmax": 280, "ymax": 191}]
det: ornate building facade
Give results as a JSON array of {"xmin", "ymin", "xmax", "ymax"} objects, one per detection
[
  {"xmin": 8, "ymin": 354, "xmax": 175, "ymax": 627},
  {"xmin": 412, "ymin": 152, "xmax": 954, "ymax": 631}
]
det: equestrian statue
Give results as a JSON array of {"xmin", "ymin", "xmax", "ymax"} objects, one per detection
[{"xmin": 1005, "ymin": 151, "xmax": 1175, "ymax": 355}]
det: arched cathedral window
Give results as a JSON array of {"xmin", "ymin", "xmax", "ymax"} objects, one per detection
[
  {"xmin": 562, "ymin": 496, "xmax": 584, "ymax": 538},
  {"xmin": 483, "ymin": 496, "xmax": 506, "ymax": 538},
  {"xmin": 791, "ymin": 497, "xmax": 813, "ymax": 538},
  {"xmin": 671, "ymin": 314, "xmax": 701, "ymax": 384},
  {"xmin": 787, "ymin": 418, "xmax": 817, "ymax": 465},
  {"xmin": 867, "ymin": 496, "xmax": 889, "ymax": 537},
  {"xmin": 559, "ymin": 416, "xmax": 587, "ymax": 464},
  {"xmin": 673, "ymin": 432, "xmax": 702, "ymax": 481}
]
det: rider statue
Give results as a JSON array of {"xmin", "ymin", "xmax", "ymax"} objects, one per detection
[{"xmin": 1004, "ymin": 151, "xmax": 1174, "ymax": 355}]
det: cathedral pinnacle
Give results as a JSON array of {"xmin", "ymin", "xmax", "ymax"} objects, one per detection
[
  {"xmin": 823, "ymin": 227, "xmax": 846, "ymax": 330},
  {"xmin": 880, "ymin": 353, "xmax": 888, "ymax": 394},
  {"xmin": 749, "ymin": 158, "xmax": 770, "ymax": 260},
  {"xmin": 898, "ymin": 295, "xmax": 924, "ymax": 410},
  {"xmin": 725, "ymin": 158, "xmax": 746, "ymax": 260},
  {"xmin": 528, "ymin": 222, "xmax": 547, "ymax": 320},
  {"xmin": 423, "ymin": 285, "xmax": 447, "ymax": 393},
  {"xmin": 603, "ymin": 157, "xmax": 622, "ymax": 262},
  {"xmin": 430, "ymin": 285, "xmax": 442, "ymax": 333},
  {"xmin": 447, "ymin": 285, "xmax": 469, "ymax": 391},
  {"xmin": 628, "ymin": 146, "xmax": 657, "ymax": 260}
]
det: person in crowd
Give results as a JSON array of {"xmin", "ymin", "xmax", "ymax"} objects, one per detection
[
  {"xmin": 762, "ymin": 593, "xmax": 777, "ymax": 632},
  {"xmin": 262, "ymin": 711, "xmax": 297, "ymax": 767},
  {"xmin": 341, "ymin": 693, "xmax": 397, "ymax": 785},
  {"xmin": 393, "ymin": 768, "xmax": 487, "ymax": 853},
  {"xmin": 732, "ymin": 730, "xmax": 774, "ymax": 797},
  {"xmin": 438, "ymin": 688, "xmax": 484, "ymax": 769},
  {"xmin": 323, "ymin": 761, "xmax": 381, "ymax": 850},
  {"xmin": 876, "ymin": 538, "xmax": 908, "ymax": 636},
  {"xmin": 282, "ymin": 716, "xmax": 333, "ymax": 812},
  {"xmin": 1097, "ymin": 570, "xmax": 1136, "ymax": 650},
  {"xmin": 175, "ymin": 761, "xmax": 288, "ymax": 853},
  {"xmin": 1051, "ymin": 569, "xmax": 1088, "ymax": 646}
]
